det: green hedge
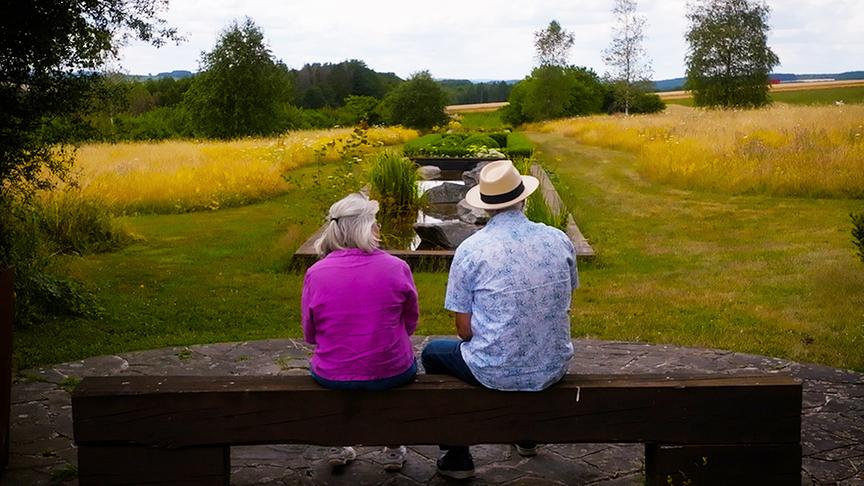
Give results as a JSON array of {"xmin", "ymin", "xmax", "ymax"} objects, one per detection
[{"xmin": 403, "ymin": 132, "xmax": 533, "ymax": 158}]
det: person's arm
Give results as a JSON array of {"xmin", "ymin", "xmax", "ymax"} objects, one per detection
[
  {"xmin": 567, "ymin": 240, "xmax": 579, "ymax": 290},
  {"xmin": 455, "ymin": 312, "xmax": 472, "ymax": 340},
  {"xmin": 401, "ymin": 264, "xmax": 419, "ymax": 335},
  {"xmin": 301, "ymin": 273, "xmax": 316, "ymax": 345}
]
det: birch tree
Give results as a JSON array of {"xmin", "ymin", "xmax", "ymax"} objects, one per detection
[{"xmin": 603, "ymin": 0, "xmax": 653, "ymax": 115}]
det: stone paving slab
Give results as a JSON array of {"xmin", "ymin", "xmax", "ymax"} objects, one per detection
[{"xmin": 2, "ymin": 337, "xmax": 862, "ymax": 485}]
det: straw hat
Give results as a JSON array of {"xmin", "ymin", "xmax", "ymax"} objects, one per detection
[{"xmin": 464, "ymin": 160, "xmax": 539, "ymax": 210}]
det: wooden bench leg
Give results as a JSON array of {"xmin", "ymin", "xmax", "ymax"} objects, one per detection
[
  {"xmin": 645, "ymin": 443, "xmax": 801, "ymax": 485},
  {"xmin": 78, "ymin": 444, "xmax": 230, "ymax": 485}
]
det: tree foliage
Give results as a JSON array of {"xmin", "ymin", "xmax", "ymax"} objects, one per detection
[
  {"xmin": 381, "ymin": 71, "xmax": 449, "ymax": 130},
  {"xmin": 534, "ymin": 20, "xmax": 575, "ymax": 67},
  {"xmin": 684, "ymin": 0, "xmax": 779, "ymax": 108},
  {"xmin": 1, "ymin": 0, "xmax": 178, "ymax": 326},
  {"xmin": 184, "ymin": 18, "xmax": 293, "ymax": 139},
  {"xmin": 603, "ymin": 0, "xmax": 654, "ymax": 115},
  {"xmin": 0, "ymin": 0, "xmax": 178, "ymax": 208},
  {"xmin": 503, "ymin": 66, "xmax": 605, "ymax": 125},
  {"xmin": 291, "ymin": 60, "xmax": 400, "ymax": 108}
]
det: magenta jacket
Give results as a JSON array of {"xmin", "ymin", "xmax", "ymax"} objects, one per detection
[{"xmin": 301, "ymin": 248, "xmax": 418, "ymax": 381}]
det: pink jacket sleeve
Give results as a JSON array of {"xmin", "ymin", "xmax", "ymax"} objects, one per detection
[
  {"xmin": 401, "ymin": 264, "xmax": 419, "ymax": 335},
  {"xmin": 301, "ymin": 273, "xmax": 316, "ymax": 344}
]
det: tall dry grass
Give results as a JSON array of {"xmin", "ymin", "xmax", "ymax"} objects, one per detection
[
  {"xmin": 63, "ymin": 127, "xmax": 418, "ymax": 213},
  {"xmin": 530, "ymin": 105, "xmax": 864, "ymax": 198}
]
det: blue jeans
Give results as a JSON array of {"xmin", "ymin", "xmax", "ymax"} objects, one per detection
[
  {"xmin": 421, "ymin": 339, "xmax": 481, "ymax": 458},
  {"xmin": 311, "ymin": 360, "xmax": 417, "ymax": 391},
  {"xmin": 420, "ymin": 338, "xmax": 482, "ymax": 386},
  {"xmin": 421, "ymin": 339, "xmax": 536, "ymax": 459}
]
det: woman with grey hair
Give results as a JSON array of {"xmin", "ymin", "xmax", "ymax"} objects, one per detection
[{"xmin": 302, "ymin": 192, "xmax": 419, "ymax": 472}]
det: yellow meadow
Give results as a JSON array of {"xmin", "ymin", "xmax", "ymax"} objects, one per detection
[{"xmin": 531, "ymin": 105, "xmax": 864, "ymax": 198}]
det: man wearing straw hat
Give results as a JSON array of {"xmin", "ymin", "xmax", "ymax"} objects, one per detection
[{"xmin": 421, "ymin": 159, "xmax": 579, "ymax": 479}]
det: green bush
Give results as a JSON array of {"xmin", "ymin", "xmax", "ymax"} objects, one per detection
[
  {"xmin": 34, "ymin": 191, "xmax": 132, "ymax": 255},
  {"xmin": 852, "ymin": 212, "xmax": 864, "ymax": 264},
  {"xmin": 629, "ymin": 92, "xmax": 666, "ymax": 114},
  {"xmin": 403, "ymin": 132, "xmax": 534, "ymax": 158},
  {"xmin": 461, "ymin": 134, "xmax": 499, "ymax": 149},
  {"xmin": 1, "ymin": 202, "xmax": 101, "ymax": 329},
  {"xmin": 369, "ymin": 150, "xmax": 423, "ymax": 219},
  {"xmin": 506, "ymin": 132, "xmax": 535, "ymax": 158},
  {"xmin": 488, "ymin": 133, "xmax": 508, "ymax": 147}
]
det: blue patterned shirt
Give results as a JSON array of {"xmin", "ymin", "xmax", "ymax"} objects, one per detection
[{"xmin": 445, "ymin": 208, "xmax": 578, "ymax": 391}]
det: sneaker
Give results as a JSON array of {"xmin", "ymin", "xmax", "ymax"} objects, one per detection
[
  {"xmin": 436, "ymin": 449, "xmax": 475, "ymax": 479},
  {"xmin": 381, "ymin": 445, "xmax": 407, "ymax": 471},
  {"xmin": 515, "ymin": 442, "xmax": 538, "ymax": 457},
  {"xmin": 327, "ymin": 446, "xmax": 356, "ymax": 467}
]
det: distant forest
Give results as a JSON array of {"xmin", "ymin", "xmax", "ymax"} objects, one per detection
[{"xmin": 71, "ymin": 60, "xmax": 514, "ymax": 141}]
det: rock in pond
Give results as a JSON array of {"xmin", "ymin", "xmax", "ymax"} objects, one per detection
[
  {"xmin": 462, "ymin": 161, "xmax": 493, "ymax": 188},
  {"xmin": 417, "ymin": 165, "xmax": 441, "ymax": 180},
  {"xmin": 457, "ymin": 199, "xmax": 489, "ymax": 225},
  {"xmin": 413, "ymin": 221, "xmax": 479, "ymax": 249},
  {"xmin": 424, "ymin": 182, "xmax": 468, "ymax": 204}
]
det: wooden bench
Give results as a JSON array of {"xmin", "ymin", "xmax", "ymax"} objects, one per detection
[{"xmin": 72, "ymin": 373, "xmax": 802, "ymax": 485}]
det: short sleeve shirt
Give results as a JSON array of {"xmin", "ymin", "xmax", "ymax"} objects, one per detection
[{"xmin": 445, "ymin": 209, "xmax": 578, "ymax": 391}]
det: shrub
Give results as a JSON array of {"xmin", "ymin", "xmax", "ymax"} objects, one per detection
[
  {"xmin": 506, "ymin": 132, "xmax": 535, "ymax": 158},
  {"xmin": 461, "ymin": 134, "xmax": 499, "ymax": 149},
  {"xmin": 629, "ymin": 92, "xmax": 666, "ymax": 114},
  {"xmin": 488, "ymin": 133, "xmax": 508, "ymax": 147},
  {"xmin": 853, "ymin": 212, "xmax": 864, "ymax": 264},
  {"xmin": 34, "ymin": 191, "xmax": 132, "ymax": 255},
  {"xmin": 403, "ymin": 132, "xmax": 534, "ymax": 158},
  {"xmin": 1, "ymin": 203, "xmax": 100, "ymax": 328},
  {"xmin": 369, "ymin": 150, "xmax": 422, "ymax": 219}
]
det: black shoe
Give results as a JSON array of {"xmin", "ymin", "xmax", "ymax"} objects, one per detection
[
  {"xmin": 436, "ymin": 449, "xmax": 475, "ymax": 479},
  {"xmin": 515, "ymin": 442, "xmax": 538, "ymax": 457}
]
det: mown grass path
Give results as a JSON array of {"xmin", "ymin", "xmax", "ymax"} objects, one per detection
[{"xmin": 529, "ymin": 131, "xmax": 863, "ymax": 371}]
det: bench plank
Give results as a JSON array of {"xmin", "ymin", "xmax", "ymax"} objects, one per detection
[
  {"xmin": 78, "ymin": 444, "xmax": 228, "ymax": 486},
  {"xmin": 645, "ymin": 443, "xmax": 802, "ymax": 485},
  {"xmin": 74, "ymin": 374, "xmax": 801, "ymax": 448}
]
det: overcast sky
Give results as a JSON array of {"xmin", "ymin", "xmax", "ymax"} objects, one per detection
[{"xmin": 116, "ymin": 0, "xmax": 864, "ymax": 81}]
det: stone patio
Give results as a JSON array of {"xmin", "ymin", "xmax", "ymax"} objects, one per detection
[{"xmin": 2, "ymin": 337, "xmax": 862, "ymax": 485}]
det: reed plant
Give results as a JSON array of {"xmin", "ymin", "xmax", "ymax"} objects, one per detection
[
  {"xmin": 525, "ymin": 188, "xmax": 568, "ymax": 231},
  {"xmin": 368, "ymin": 150, "xmax": 423, "ymax": 220},
  {"xmin": 64, "ymin": 127, "xmax": 418, "ymax": 214},
  {"xmin": 529, "ymin": 104, "xmax": 864, "ymax": 198}
]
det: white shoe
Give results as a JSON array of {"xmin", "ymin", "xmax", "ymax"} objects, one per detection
[
  {"xmin": 381, "ymin": 445, "xmax": 407, "ymax": 471},
  {"xmin": 327, "ymin": 446, "xmax": 357, "ymax": 466}
]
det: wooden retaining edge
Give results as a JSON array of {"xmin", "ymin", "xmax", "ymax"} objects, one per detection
[{"xmin": 530, "ymin": 164, "xmax": 595, "ymax": 258}]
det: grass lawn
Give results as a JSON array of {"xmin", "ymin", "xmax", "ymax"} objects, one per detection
[
  {"xmin": 530, "ymin": 132, "xmax": 863, "ymax": 371},
  {"xmin": 14, "ymin": 133, "xmax": 864, "ymax": 372}
]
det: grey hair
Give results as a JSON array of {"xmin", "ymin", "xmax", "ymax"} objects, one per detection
[{"xmin": 314, "ymin": 192, "xmax": 381, "ymax": 256}]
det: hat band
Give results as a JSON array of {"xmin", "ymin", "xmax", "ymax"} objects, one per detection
[{"xmin": 480, "ymin": 182, "xmax": 525, "ymax": 204}]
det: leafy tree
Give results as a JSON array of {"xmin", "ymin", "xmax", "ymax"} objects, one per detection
[
  {"xmin": 382, "ymin": 71, "xmax": 449, "ymax": 130},
  {"xmin": 534, "ymin": 20, "xmax": 575, "ymax": 67},
  {"xmin": 503, "ymin": 66, "xmax": 605, "ymax": 125},
  {"xmin": 684, "ymin": 0, "xmax": 779, "ymax": 108},
  {"xmin": 184, "ymin": 18, "xmax": 293, "ymax": 138},
  {"xmin": 0, "ymin": 0, "xmax": 178, "ymax": 325},
  {"xmin": 603, "ymin": 0, "xmax": 654, "ymax": 115}
]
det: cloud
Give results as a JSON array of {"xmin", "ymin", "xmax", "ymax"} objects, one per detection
[{"xmin": 117, "ymin": 0, "xmax": 863, "ymax": 80}]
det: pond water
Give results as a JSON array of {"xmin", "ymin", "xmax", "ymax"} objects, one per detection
[{"xmin": 378, "ymin": 180, "xmax": 482, "ymax": 251}]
